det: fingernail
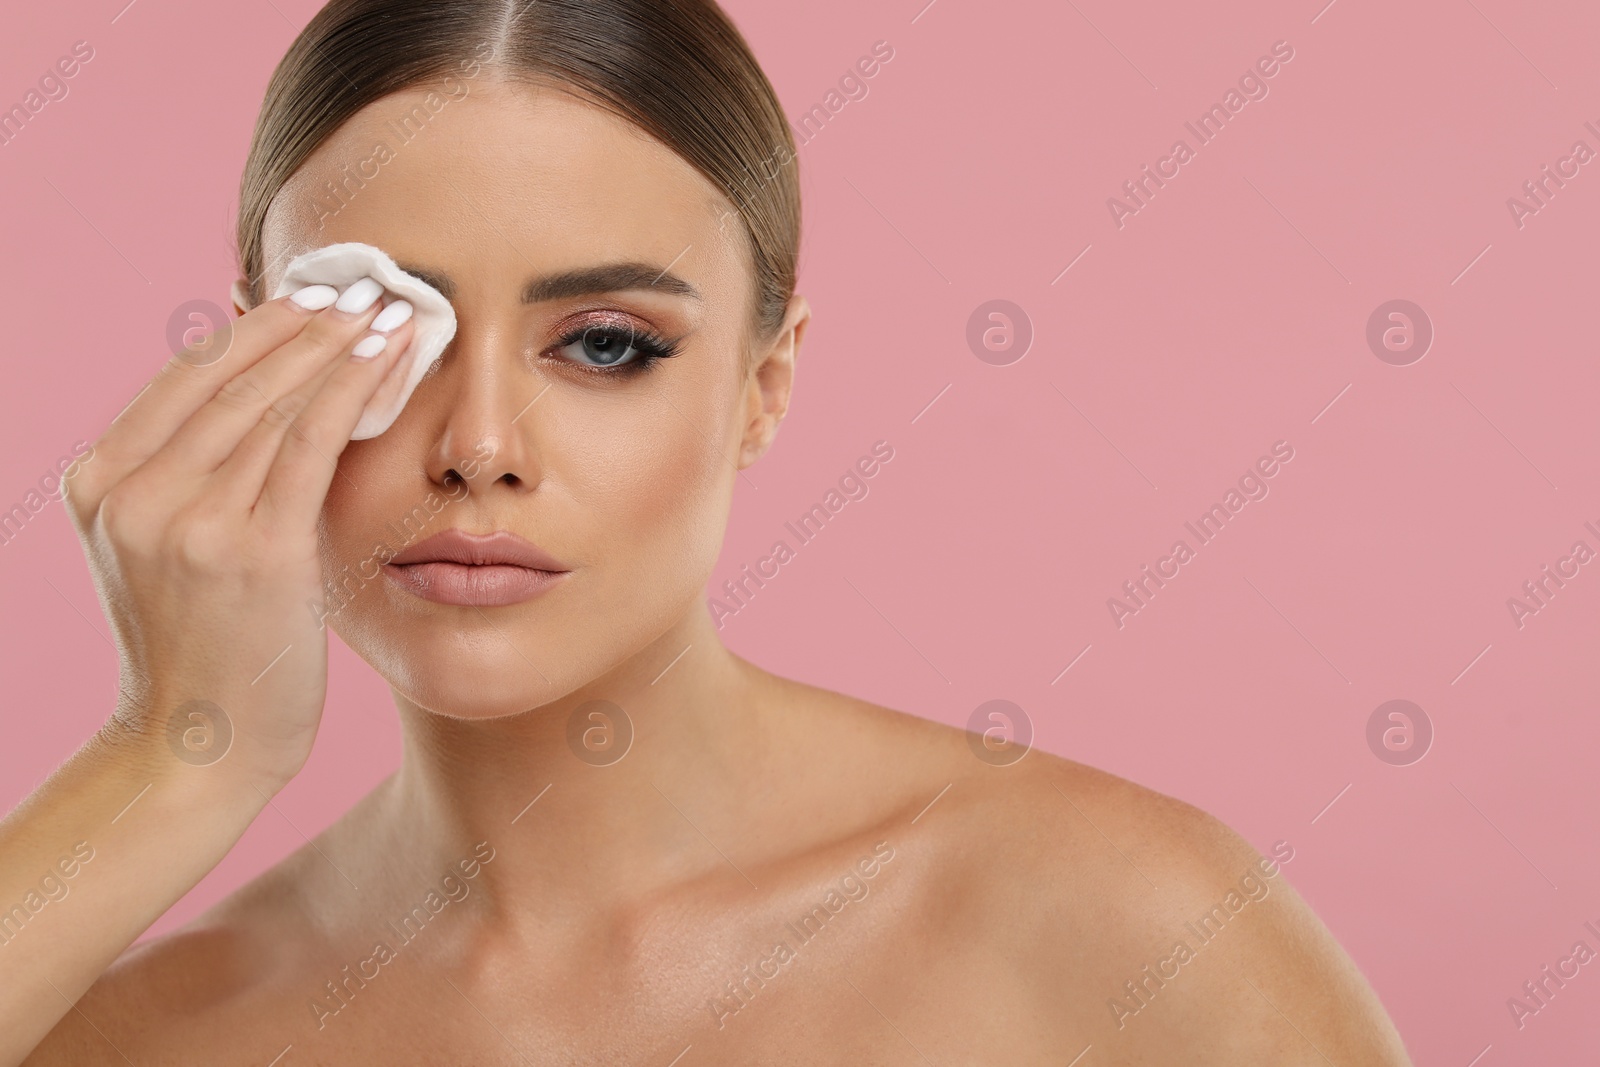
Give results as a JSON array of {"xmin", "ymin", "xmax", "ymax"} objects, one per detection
[
  {"xmin": 289, "ymin": 284, "xmax": 339, "ymax": 311},
  {"xmin": 351, "ymin": 334, "xmax": 388, "ymax": 360},
  {"xmin": 370, "ymin": 299, "xmax": 414, "ymax": 333},
  {"xmin": 335, "ymin": 277, "xmax": 385, "ymax": 314}
]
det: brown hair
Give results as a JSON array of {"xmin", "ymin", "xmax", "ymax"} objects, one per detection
[{"xmin": 235, "ymin": 0, "xmax": 800, "ymax": 345}]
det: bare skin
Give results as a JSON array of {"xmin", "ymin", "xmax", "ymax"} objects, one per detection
[{"xmin": 13, "ymin": 77, "xmax": 1412, "ymax": 1065}]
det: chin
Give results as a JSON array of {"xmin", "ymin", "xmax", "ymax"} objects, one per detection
[
  {"xmin": 400, "ymin": 687, "xmax": 563, "ymax": 722},
  {"xmin": 388, "ymin": 652, "xmax": 574, "ymax": 721},
  {"xmin": 331, "ymin": 615, "xmax": 579, "ymax": 720},
  {"xmin": 329, "ymin": 569, "xmax": 704, "ymax": 721}
]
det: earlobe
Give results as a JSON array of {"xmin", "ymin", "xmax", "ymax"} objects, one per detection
[{"xmin": 229, "ymin": 277, "xmax": 252, "ymax": 317}]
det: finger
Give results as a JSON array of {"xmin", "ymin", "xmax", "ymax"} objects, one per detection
[
  {"xmin": 129, "ymin": 288, "xmax": 393, "ymax": 494},
  {"xmin": 238, "ymin": 319, "xmax": 419, "ymax": 530},
  {"xmin": 212, "ymin": 313, "xmax": 416, "ymax": 516},
  {"xmin": 78, "ymin": 289, "xmax": 344, "ymax": 512}
]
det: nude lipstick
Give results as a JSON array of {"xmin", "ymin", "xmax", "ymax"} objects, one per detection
[{"xmin": 383, "ymin": 528, "xmax": 571, "ymax": 607}]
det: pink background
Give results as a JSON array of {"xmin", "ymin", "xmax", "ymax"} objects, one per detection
[{"xmin": 3, "ymin": 0, "xmax": 1597, "ymax": 1061}]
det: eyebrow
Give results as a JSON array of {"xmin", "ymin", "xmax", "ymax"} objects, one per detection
[{"xmin": 393, "ymin": 261, "xmax": 703, "ymax": 304}]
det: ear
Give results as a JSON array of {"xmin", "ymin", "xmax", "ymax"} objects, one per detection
[
  {"xmin": 738, "ymin": 293, "xmax": 810, "ymax": 469},
  {"xmin": 229, "ymin": 278, "xmax": 253, "ymax": 317}
]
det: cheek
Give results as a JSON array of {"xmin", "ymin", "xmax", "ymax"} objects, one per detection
[
  {"xmin": 318, "ymin": 442, "xmax": 391, "ymax": 557},
  {"xmin": 556, "ymin": 380, "xmax": 734, "ymax": 571}
]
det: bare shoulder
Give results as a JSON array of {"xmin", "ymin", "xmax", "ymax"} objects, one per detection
[
  {"xmin": 785, "ymin": 683, "xmax": 1414, "ymax": 1064},
  {"xmin": 1013, "ymin": 753, "xmax": 1411, "ymax": 1062}
]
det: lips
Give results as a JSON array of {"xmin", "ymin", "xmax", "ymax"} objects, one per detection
[{"xmin": 384, "ymin": 529, "xmax": 571, "ymax": 606}]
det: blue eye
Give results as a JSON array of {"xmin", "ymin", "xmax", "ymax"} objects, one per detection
[{"xmin": 552, "ymin": 321, "xmax": 681, "ymax": 375}]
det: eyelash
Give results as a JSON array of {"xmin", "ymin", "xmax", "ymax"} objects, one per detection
[{"xmin": 545, "ymin": 317, "xmax": 684, "ymax": 378}]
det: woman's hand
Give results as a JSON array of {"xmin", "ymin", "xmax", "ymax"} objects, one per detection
[
  {"xmin": 65, "ymin": 279, "xmax": 415, "ymax": 789},
  {"xmin": 0, "ymin": 279, "xmax": 416, "ymax": 1066}
]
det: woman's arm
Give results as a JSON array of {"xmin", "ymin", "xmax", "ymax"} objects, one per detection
[
  {"xmin": 0, "ymin": 716, "xmax": 280, "ymax": 1064},
  {"xmin": 1, "ymin": 280, "xmax": 414, "ymax": 1064}
]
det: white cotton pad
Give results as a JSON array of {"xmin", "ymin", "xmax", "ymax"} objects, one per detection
[{"xmin": 257, "ymin": 242, "xmax": 457, "ymax": 440}]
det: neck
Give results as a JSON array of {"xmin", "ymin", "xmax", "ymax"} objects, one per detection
[{"xmin": 383, "ymin": 605, "xmax": 771, "ymax": 917}]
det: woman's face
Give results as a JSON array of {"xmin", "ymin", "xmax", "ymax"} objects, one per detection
[{"xmin": 253, "ymin": 77, "xmax": 795, "ymax": 718}]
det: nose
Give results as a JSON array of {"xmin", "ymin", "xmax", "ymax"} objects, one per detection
[{"xmin": 421, "ymin": 321, "xmax": 545, "ymax": 496}]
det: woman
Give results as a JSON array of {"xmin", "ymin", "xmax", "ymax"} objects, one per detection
[{"xmin": 3, "ymin": 0, "xmax": 1411, "ymax": 1062}]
